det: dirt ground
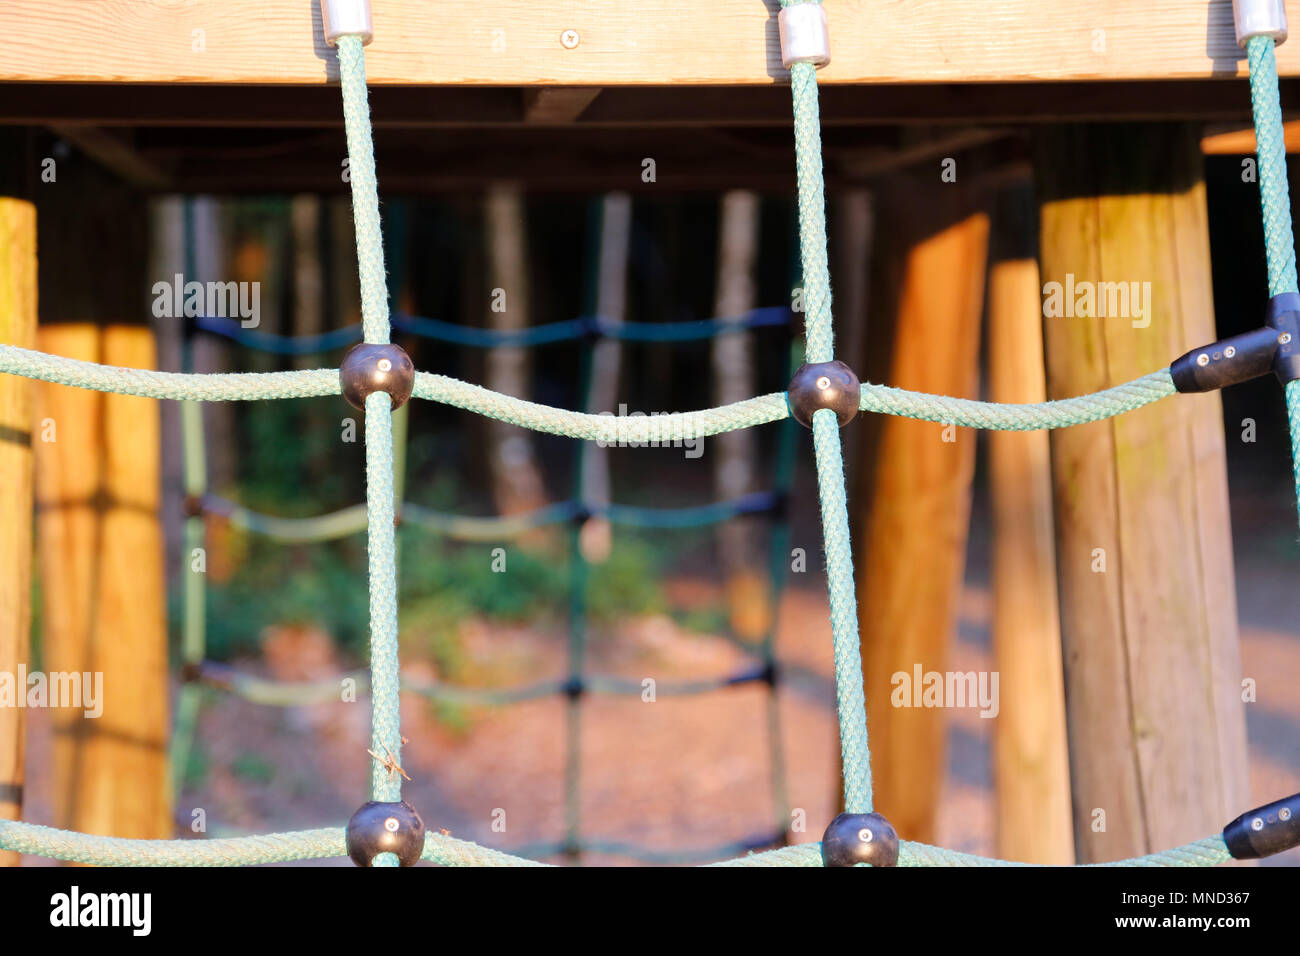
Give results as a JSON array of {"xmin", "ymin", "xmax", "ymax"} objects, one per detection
[{"xmin": 17, "ymin": 460, "xmax": 1300, "ymax": 867}]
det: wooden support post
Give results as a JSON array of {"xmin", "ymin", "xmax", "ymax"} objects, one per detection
[
  {"xmin": 986, "ymin": 185, "xmax": 1073, "ymax": 864},
  {"xmin": 0, "ymin": 197, "xmax": 36, "ymax": 866},
  {"xmin": 1036, "ymin": 124, "xmax": 1247, "ymax": 862},
  {"xmin": 854, "ymin": 175, "xmax": 989, "ymax": 843},
  {"xmin": 34, "ymin": 161, "xmax": 170, "ymax": 842}
]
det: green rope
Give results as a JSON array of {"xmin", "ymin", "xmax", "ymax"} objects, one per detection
[
  {"xmin": 0, "ymin": 815, "xmax": 1232, "ymax": 868},
  {"xmin": 3, "ymin": 8, "xmax": 1290, "ymax": 871},
  {"xmin": 338, "ymin": 34, "xmax": 404, "ymax": 864},
  {"xmin": 785, "ymin": 3, "xmax": 873, "ymax": 813},
  {"xmin": 1247, "ymin": 35, "xmax": 1300, "ymax": 529}
]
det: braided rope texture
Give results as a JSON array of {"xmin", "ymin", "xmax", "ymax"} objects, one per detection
[
  {"xmin": 0, "ymin": 345, "xmax": 1174, "ymax": 435},
  {"xmin": 0, "ymin": 818, "xmax": 1230, "ymax": 868},
  {"xmin": 785, "ymin": 0, "xmax": 876, "ymax": 812},
  {"xmin": 1247, "ymin": 36, "xmax": 1300, "ymax": 527},
  {"xmin": 0, "ymin": 4, "xmax": 1259, "ymax": 870},
  {"xmin": 812, "ymin": 412, "xmax": 873, "ymax": 811},
  {"xmin": 337, "ymin": 35, "xmax": 391, "ymax": 345}
]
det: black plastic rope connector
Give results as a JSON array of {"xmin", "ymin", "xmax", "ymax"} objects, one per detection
[
  {"xmin": 1222, "ymin": 791, "xmax": 1300, "ymax": 859},
  {"xmin": 1267, "ymin": 291, "xmax": 1300, "ymax": 383},
  {"xmin": 1170, "ymin": 327, "xmax": 1282, "ymax": 393}
]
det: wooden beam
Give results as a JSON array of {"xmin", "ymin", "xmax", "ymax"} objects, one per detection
[
  {"xmin": 855, "ymin": 177, "xmax": 989, "ymax": 843},
  {"xmin": 986, "ymin": 188, "xmax": 1073, "ymax": 865},
  {"xmin": 46, "ymin": 126, "xmax": 170, "ymax": 190},
  {"xmin": 0, "ymin": 198, "xmax": 36, "ymax": 867},
  {"xmin": 522, "ymin": 88, "xmax": 603, "ymax": 124},
  {"xmin": 3, "ymin": 80, "xmax": 1295, "ymax": 129},
  {"xmin": 0, "ymin": 1, "xmax": 1290, "ymax": 87},
  {"xmin": 1036, "ymin": 124, "xmax": 1248, "ymax": 862},
  {"xmin": 1202, "ymin": 118, "xmax": 1300, "ymax": 154}
]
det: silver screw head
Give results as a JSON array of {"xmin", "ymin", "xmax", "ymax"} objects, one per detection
[
  {"xmin": 857, "ymin": 827, "xmax": 874, "ymax": 843},
  {"xmin": 1252, "ymin": 817, "xmax": 1265, "ymax": 831},
  {"xmin": 816, "ymin": 375, "xmax": 831, "ymax": 390},
  {"xmin": 384, "ymin": 816, "xmax": 400, "ymax": 833},
  {"xmin": 1224, "ymin": 345, "xmax": 1237, "ymax": 358},
  {"xmin": 377, "ymin": 358, "xmax": 393, "ymax": 372},
  {"xmin": 1196, "ymin": 353, "xmax": 1210, "ymax": 367},
  {"xmin": 1283, "ymin": 333, "xmax": 1294, "ymax": 345},
  {"xmin": 1281, "ymin": 807, "xmax": 1293, "ymax": 821},
  {"xmin": 561, "ymin": 29, "xmax": 580, "ymax": 49}
]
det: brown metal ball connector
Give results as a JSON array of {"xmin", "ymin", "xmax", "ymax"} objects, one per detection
[
  {"xmin": 787, "ymin": 360, "xmax": 861, "ymax": 428},
  {"xmin": 345, "ymin": 800, "xmax": 426, "ymax": 867},
  {"xmin": 339, "ymin": 343, "xmax": 415, "ymax": 411}
]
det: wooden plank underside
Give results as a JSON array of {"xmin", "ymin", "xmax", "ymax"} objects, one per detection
[
  {"xmin": 5, "ymin": 80, "xmax": 1297, "ymax": 129},
  {"xmin": 0, "ymin": 1, "xmax": 1296, "ymax": 87}
]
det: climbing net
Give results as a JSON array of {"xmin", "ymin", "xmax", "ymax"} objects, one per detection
[
  {"xmin": 1, "ymin": 1, "xmax": 1298, "ymax": 866},
  {"xmin": 172, "ymin": 217, "xmax": 802, "ymax": 864}
]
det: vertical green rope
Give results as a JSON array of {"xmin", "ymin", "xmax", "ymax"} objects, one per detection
[
  {"xmin": 1246, "ymin": 35, "xmax": 1300, "ymax": 528},
  {"xmin": 363, "ymin": 391, "xmax": 402, "ymax": 805},
  {"xmin": 789, "ymin": 59, "xmax": 835, "ymax": 365},
  {"xmin": 337, "ymin": 36, "xmax": 391, "ymax": 347},
  {"xmin": 785, "ymin": 3, "xmax": 875, "ymax": 813},
  {"xmin": 335, "ymin": 35, "xmax": 404, "ymax": 865}
]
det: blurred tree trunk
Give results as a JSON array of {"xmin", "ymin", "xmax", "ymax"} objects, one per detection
[
  {"xmin": 711, "ymin": 190, "xmax": 768, "ymax": 640},
  {"xmin": 484, "ymin": 183, "xmax": 547, "ymax": 518},
  {"xmin": 832, "ymin": 189, "xmax": 873, "ymax": 477},
  {"xmin": 579, "ymin": 192, "xmax": 632, "ymax": 562},
  {"xmin": 191, "ymin": 197, "xmax": 237, "ymax": 504},
  {"xmin": 149, "ymin": 197, "xmax": 185, "ymax": 592},
  {"xmin": 291, "ymin": 195, "xmax": 323, "ymax": 372}
]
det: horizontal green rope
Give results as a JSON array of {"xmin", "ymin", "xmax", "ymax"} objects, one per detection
[
  {"xmin": 0, "ymin": 345, "xmax": 338, "ymax": 401},
  {"xmin": 860, "ymin": 370, "xmax": 1175, "ymax": 429},
  {"xmin": 189, "ymin": 660, "xmax": 772, "ymax": 708},
  {"xmin": 0, "ymin": 821, "xmax": 346, "ymax": 866},
  {"xmin": 198, "ymin": 492, "xmax": 783, "ymax": 545},
  {"xmin": 0, "ymin": 345, "xmax": 1177, "ymax": 434},
  {"xmin": 412, "ymin": 371, "xmax": 790, "ymax": 441},
  {"xmin": 0, "ymin": 818, "xmax": 1231, "ymax": 867}
]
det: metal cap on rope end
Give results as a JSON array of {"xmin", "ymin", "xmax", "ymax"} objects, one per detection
[
  {"xmin": 1169, "ymin": 326, "xmax": 1282, "ymax": 393},
  {"xmin": 1222, "ymin": 792, "xmax": 1299, "ymax": 859},
  {"xmin": 322, "ymin": 0, "xmax": 374, "ymax": 47},
  {"xmin": 778, "ymin": 3, "xmax": 831, "ymax": 69},
  {"xmin": 1232, "ymin": 0, "xmax": 1288, "ymax": 48},
  {"xmin": 1266, "ymin": 292, "xmax": 1300, "ymax": 382}
]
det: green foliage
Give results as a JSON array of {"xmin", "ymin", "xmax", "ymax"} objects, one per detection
[
  {"xmin": 230, "ymin": 751, "xmax": 276, "ymax": 785},
  {"xmin": 203, "ymin": 538, "xmax": 371, "ymax": 659},
  {"xmin": 182, "ymin": 740, "xmax": 210, "ymax": 790},
  {"xmin": 585, "ymin": 537, "xmax": 666, "ymax": 624},
  {"xmin": 193, "ymin": 399, "xmax": 676, "ymax": 674}
]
